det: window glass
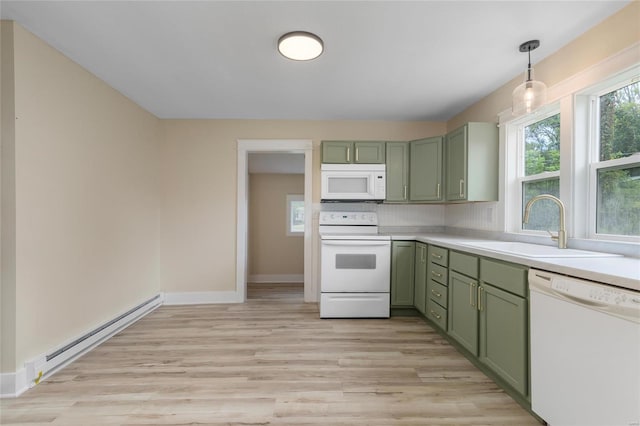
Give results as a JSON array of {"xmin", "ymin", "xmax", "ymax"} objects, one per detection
[
  {"xmin": 599, "ymin": 82, "xmax": 640, "ymax": 161},
  {"xmin": 522, "ymin": 178, "xmax": 560, "ymax": 231},
  {"xmin": 524, "ymin": 113, "xmax": 560, "ymax": 175},
  {"xmin": 596, "ymin": 165, "xmax": 640, "ymax": 236},
  {"xmin": 286, "ymin": 194, "xmax": 304, "ymax": 235},
  {"xmin": 520, "ymin": 113, "xmax": 561, "ymax": 232}
]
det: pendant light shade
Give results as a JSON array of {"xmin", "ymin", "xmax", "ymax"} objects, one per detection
[
  {"xmin": 278, "ymin": 31, "xmax": 323, "ymax": 61},
  {"xmin": 512, "ymin": 40, "xmax": 547, "ymax": 116}
]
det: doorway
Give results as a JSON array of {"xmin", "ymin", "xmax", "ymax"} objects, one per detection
[{"xmin": 236, "ymin": 140, "xmax": 314, "ymax": 303}]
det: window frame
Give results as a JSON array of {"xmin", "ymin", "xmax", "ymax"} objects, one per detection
[
  {"xmin": 508, "ymin": 105, "xmax": 562, "ymax": 236},
  {"xmin": 585, "ymin": 76, "xmax": 640, "ymax": 241}
]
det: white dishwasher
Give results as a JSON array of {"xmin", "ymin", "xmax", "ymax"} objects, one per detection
[{"xmin": 529, "ymin": 269, "xmax": 640, "ymax": 426}]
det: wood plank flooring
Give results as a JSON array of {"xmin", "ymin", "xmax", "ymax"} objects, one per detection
[{"xmin": 1, "ymin": 283, "xmax": 540, "ymax": 425}]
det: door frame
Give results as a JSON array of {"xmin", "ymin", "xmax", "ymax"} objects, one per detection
[{"xmin": 236, "ymin": 139, "xmax": 314, "ymax": 302}]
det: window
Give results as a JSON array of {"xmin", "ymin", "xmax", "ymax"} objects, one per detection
[
  {"xmin": 286, "ymin": 194, "xmax": 304, "ymax": 236},
  {"xmin": 590, "ymin": 81, "xmax": 640, "ymax": 237},
  {"xmin": 504, "ymin": 57, "xmax": 639, "ymax": 245},
  {"xmin": 519, "ymin": 112, "xmax": 561, "ymax": 231}
]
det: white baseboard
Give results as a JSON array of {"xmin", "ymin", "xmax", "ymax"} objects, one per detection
[
  {"xmin": 0, "ymin": 368, "xmax": 27, "ymax": 398},
  {"xmin": 1, "ymin": 294, "xmax": 162, "ymax": 399},
  {"xmin": 163, "ymin": 290, "xmax": 242, "ymax": 305},
  {"xmin": 248, "ymin": 274, "xmax": 304, "ymax": 283}
]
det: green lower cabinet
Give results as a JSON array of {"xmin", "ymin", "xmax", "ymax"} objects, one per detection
[
  {"xmin": 426, "ymin": 298, "xmax": 447, "ymax": 329},
  {"xmin": 391, "ymin": 241, "xmax": 415, "ymax": 307},
  {"xmin": 413, "ymin": 243, "xmax": 428, "ymax": 314},
  {"xmin": 479, "ymin": 283, "xmax": 528, "ymax": 396},
  {"xmin": 447, "ymin": 270, "xmax": 479, "ymax": 354}
]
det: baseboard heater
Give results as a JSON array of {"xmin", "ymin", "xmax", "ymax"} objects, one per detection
[{"xmin": 24, "ymin": 294, "xmax": 162, "ymax": 388}]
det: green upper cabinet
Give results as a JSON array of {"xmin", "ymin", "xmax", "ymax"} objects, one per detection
[
  {"xmin": 413, "ymin": 242, "xmax": 428, "ymax": 314},
  {"xmin": 391, "ymin": 241, "xmax": 415, "ymax": 307},
  {"xmin": 385, "ymin": 137, "xmax": 443, "ymax": 203},
  {"xmin": 321, "ymin": 141, "xmax": 386, "ymax": 164},
  {"xmin": 410, "ymin": 136, "xmax": 443, "ymax": 202},
  {"xmin": 445, "ymin": 123, "xmax": 498, "ymax": 202},
  {"xmin": 385, "ymin": 142, "xmax": 409, "ymax": 202}
]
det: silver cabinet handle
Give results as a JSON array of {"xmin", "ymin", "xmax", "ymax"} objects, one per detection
[
  {"xmin": 436, "ymin": 183, "xmax": 441, "ymax": 199},
  {"xmin": 403, "ymin": 185, "xmax": 407, "ymax": 200},
  {"xmin": 459, "ymin": 179, "xmax": 465, "ymax": 198},
  {"xmin": 431, "ymin": 289, "xmax": 441, "ymax": 298},
  {"xmin": 347, "ymin": 147, "xmax": 350, "ymax": 162},
  {"xmin": 470, "ymin": 282, "xmax": 477, "ymax": 307},
  {"xmin": 430, "ymin": 310, "xmax": 442, "ymax": 320},
  {"xmin": 431, "ymin": 270, "xmax": 442, "ymax": 278},
  {"xmin": 355, "ymin": 147, "xmax": 359, "ymax": 162},
  {"xmin": 431, "ymin": 253, "xmax": 442, "ymax": 259},
  {"xmin": 478, "ymin": 287, "xmax": 484, "ymax": 311}
]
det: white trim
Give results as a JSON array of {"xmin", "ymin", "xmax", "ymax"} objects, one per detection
[
  {"xmin": 237, "ymin": 139, "xmax": 315, "ymax": 303},
  {"xmin": 0, "ymin": 369, "xmax": 27, "ymax": 398},
  {"xmin": 1, "ymin": 294, "xmax": 162, "ymax": 398},
  {"xmin": 162, "ymin": 291, "xmax": 242, "ymax": 305},
  {"xmin": 248, "ymin": 274, "xmax": 304, "ymax": 283}
]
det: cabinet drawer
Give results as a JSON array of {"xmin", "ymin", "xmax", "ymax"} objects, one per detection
[
  {"xmin": 427, "ymin": 299, "xmax": 447, "ymax": 330},
  {"xmin": 428, "ymin": 281, "xmax": 448, "ymax": 308},
  {"xmin": 429, "ymin": 263, "xmax": 448, "ymax": 285},
  {"xmin": 480, "ymin": 258, "xmax": 528, "ymax": 297},
  {"xmin": 428, "ymin": 245, "xmax": 449, "ymax": 266},
  {"xmin": 450, "ymin": 251, "xmax": 478, "ymax": 278}
]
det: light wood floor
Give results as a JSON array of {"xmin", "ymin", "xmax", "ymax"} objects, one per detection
[{"xmin": 1, "ymin": 284, "xmax": 540, "ymax": 425}]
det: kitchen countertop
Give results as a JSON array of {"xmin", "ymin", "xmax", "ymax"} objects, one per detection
[{"xmin": 386, "ymin": 233, "xmax": 640, "ymax": 292}]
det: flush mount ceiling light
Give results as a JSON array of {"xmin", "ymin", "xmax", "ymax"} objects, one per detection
[
  {"xmin": 278, "ymin": 31, "xmax": 323, "ymax": 61},
  {"xmin": 512, "ymin": 39, "xmax": 547, "ymax": 116}
]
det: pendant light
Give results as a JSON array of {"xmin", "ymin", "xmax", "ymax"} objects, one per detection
[
  {"xmin": 278, "ymin": 31, "xmax": 324, "ymax": 61},
  {"xmin": 512, "ymin": 40, "xmax": 547, "ymax": 116}
]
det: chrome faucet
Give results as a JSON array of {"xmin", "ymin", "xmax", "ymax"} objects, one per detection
[{"xmin": 523, "ymin": 194, "xmax": 567, "ymax": 249}]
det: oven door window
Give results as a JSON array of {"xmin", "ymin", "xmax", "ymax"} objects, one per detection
[{"xmin": 335, "ymin": 253, "xmax": 376, "ymax": 269}]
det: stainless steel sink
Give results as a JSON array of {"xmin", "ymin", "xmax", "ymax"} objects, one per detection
[{"xmin": 456, "ymin": 241, "xmax": 621, "ymax": 258}]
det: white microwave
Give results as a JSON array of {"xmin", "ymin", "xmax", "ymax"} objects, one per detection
[{"xmin": 321, "ymin": 164, "xmax": 386, "ymax": 201}]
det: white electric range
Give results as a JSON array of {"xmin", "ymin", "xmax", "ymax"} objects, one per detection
[{"xmin": 319, "ymin": 211, "xmax": 391, "ymax": 318}]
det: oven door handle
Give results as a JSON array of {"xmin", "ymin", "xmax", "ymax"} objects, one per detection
[{"xmin": 321, "ymin": 240, "xmax": 390, "ymax": 247}]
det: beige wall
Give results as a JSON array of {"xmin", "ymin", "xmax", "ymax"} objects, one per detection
[
  {"xmin": 248, "ymin": 173, "xmax": 304, "ymax": 277},
  {"xmin": 1, "ymin": 22, "xmax": 161, "ymax": 371},
  {"xmin": 447, "ymin": 1, "xmax": 640, "ymax": 129},
  {"xmin": 1, "ymin": 21, "xmax": 18, "ymax": 374},
  {"xmin": 160, "ymin": 119, "xmax": 445, "ymax": 293}
]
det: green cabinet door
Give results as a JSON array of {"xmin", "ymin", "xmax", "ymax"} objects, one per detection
[
  {"xmin": 447, "ymin": 270, "xmax": 479, "ymax": 354},
  {"xmin": 479, "ymin": 283, "xmax": 528, "ymax": 396},
  {"xmin": 445, "ymin": 123, "xmax": 498, "ymax": 202},
  {"xmin": 354, "ymin": 141, "xmax": 386, "ymax": 163},
  {"xmin": 391, "ymin": 241, "xmax": 415, "ymax": 307},
  {"xmin": 322, "ymin": 141, "xmax": 352, "ymax": 163},
  {"xmin": 322, "ymin": 141, "xmax": 386, "ymax": 164},
  {"xmin": 386, "ymin": 142, "xmax": 409, "ymax": 202},
  {"xmin": 445, "ymin": 126, "xmax": 467, "ymax": 201},
  {"xmin": 410, "ymin": 136, "xmax": 443, "ymax": 201},
  {"xmin": 413, "ymin": 243, "xmax": 428, "ymax": 314}
]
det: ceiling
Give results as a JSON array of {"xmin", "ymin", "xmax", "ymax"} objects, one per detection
[{"xmin": 1, "ymin": 1, "xmax": 631, "ymax": 121}]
